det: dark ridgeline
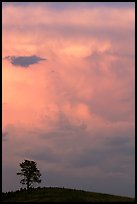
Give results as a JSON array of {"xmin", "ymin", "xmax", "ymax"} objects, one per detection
[{"xmin": 2, "ymin": 187, "xmax": 135, "ymax": 202}]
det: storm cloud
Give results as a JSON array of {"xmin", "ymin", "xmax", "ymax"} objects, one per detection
[
  {"xmin": 2, "ymin": 2, "xmax": 135, "ymax": 197},
  {"xmin": 4, "ymin": 55, "xmax": 46, "ymax": 67}
]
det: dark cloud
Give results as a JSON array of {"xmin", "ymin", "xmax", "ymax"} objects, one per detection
[
  {"xmin": 39, "ymin": 112, "xmax": 87, "ymax": 140},
  {"xmin": 57, "ymin": 111, "xmax": 87, "ymax": 132},
  {"xmin": 106, "ymin": 135, "xmax": 131, "ymax": 146},
  {"xmin": 2, "ymin": 132, "xmax": 8, "ymax": 141},
  {"xmin": 68, "ymin": 133, "xmax": 135, "ymax": 169},
  {"xmin": 18, "ymin": 148, "xmax": 59, "ymax": 163},
  {"xmin": 4, "ymin": 55, "xmax": 46, "ymax": 67},
  {"xmin": 3, "ymin": 2, "xmax": 134, "ymax": 9}
]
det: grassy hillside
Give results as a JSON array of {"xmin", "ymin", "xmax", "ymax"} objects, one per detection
[{"xmin": 2, "ymin": 187, "xmax": 135, "ymax": 202}]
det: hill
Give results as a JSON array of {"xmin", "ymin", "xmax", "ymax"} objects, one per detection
[{"xmin": 2, "ymin": 187, "xmax": 135, "ymax": 202}]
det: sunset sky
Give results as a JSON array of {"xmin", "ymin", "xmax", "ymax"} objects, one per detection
[{"xmin": 2, "ymin": 2, "xmax": 135, "ymax": 197}]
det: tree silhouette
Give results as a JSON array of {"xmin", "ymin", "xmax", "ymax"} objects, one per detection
[{"xmin": 17, "ymin": 160, "xmax": 41, "ymax": 190}]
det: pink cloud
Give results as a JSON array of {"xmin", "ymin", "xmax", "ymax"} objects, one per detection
[{"xmin": 2, "ymin": 3, "xmax": 135, "ymax": 196}]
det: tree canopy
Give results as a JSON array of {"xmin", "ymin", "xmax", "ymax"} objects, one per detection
[{"xmin": 17, "ymin": 160, "xmax": 41, "ymax": 190}]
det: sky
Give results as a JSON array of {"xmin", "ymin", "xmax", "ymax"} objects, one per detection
[{"xmin": 2, "ymin": 2, "xmax": 135, "ymax": 197}]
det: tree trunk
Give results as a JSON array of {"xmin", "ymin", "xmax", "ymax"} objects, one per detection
[{"xmin": 27, "ymin": 181, "xmax": 30, "ymax": 190}]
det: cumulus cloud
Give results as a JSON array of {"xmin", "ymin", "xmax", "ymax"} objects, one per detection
[
  {"xmin": 4, "ymin": 55, "xmax": 46, "ymax": 67},
  {"xmin": 2, "ymin": 2, "xmax": 135, "ymax": 197}
]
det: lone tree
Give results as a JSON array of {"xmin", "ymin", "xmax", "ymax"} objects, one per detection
[{"xmin": 17, "ymin": 160, "xmax": 41, "ymax": 190}]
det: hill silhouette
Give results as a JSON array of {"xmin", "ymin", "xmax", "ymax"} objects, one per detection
[{"xmin": 2, "ymin": 187, "xmax": 135, "ymax": 202}]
